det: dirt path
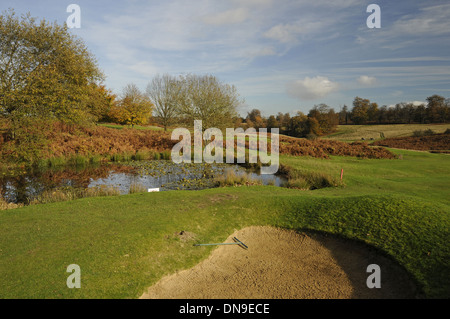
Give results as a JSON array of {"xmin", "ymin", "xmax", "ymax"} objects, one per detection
[{"xmin": 140, "ymin": 226, "xmax": 418, "ymax": 299}]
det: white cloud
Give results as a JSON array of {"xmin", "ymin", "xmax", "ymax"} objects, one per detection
[
  {"xmin": 231, "ymin": 0, "xmax": 274, "ymax": 7},
  {"xmin": 202, "ymin": 7, "xmax": 249, "ymax": 25},
  {"xmin": 263, "ymin": 21, "xmax": 324, "ymax": 44},
  {"xmin": 388, "ymin": 101, "xmax": 427, "ymax": 108},
  {"xmin": 391, "ymin": 4, "xmax": 450, "ymax": 36},
  {"xmin": 264, "ymin": 24, "xmax": 302, "ymax": 44},
  {"xmin": 128, "ymin": 62, "xmax": 160, "ymax": 77},
  {"xmin": 356, "ymin": 4, "xmax": 450, "ymax": 50},
  {"xmin": 357, "ymin": 75, "xmax": 377, "ymax": 86},
  {"xmin": 286, "ymin": 76, "xmax": 339, "ymax": 100}
]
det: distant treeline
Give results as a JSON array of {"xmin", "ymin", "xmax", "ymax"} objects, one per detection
[{"xmin": 236, "ymin": 95, "xmax": 450, "ymax": 138}]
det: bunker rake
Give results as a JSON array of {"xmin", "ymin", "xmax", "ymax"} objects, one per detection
[{"xmin": 193, "ymin": 237, "xmax": 248, "ymax": 250}]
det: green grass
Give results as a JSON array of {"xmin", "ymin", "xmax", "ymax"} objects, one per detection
[
  {"xmin": 0, "ymin": 150, "xmax": 449, "ymax": 299},
  {"xmin": 324, "ymin": 123, "xmax": 450, "ymax": 142}
]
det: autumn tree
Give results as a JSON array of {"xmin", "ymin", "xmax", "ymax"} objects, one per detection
[
  {"xmin": 87, "ymin": 84, "xmax": 116, "ymax": 122},
  {"xmin": 111, "ymin": 84, "xmax": 154, "ymax": 127},
  {"xmin": 308, "ymin": 103, "xmax": 338, "ymax": 135},
  {"xmin": 246, "ymin": 109, "xmax": 265, "ymax": 129},
  {"xmin": 0, "ymin": 9, "xmax": 104, "ymax": 128},
  {"xmin": 285, "ymin": 112, "xmax": 321, "ymax": 138},
  {"xmin": 350, "ymin": 97, "xmax": 371, "ymax": 124}
]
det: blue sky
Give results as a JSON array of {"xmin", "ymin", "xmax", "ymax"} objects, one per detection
[{"xmin": 2, "ymin": 0, "xmax": 450, "ymax": 116}]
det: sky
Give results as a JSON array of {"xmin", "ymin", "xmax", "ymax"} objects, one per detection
[{"xmin": 2, "ymin": 0, "xmax": 450, "ymax": 117}]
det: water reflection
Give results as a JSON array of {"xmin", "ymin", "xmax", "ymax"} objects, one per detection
[{"xmin": 1, "ymin": 161, "xmax": 285, "ymax": 204}]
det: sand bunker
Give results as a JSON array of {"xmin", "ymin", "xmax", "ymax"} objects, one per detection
[{"xmin": 140, "ymin": 226, "xmax": 417, "ymax": 299}]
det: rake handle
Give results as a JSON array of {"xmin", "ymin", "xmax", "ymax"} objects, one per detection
[
  {"xmin": 193, "ymin": 242, "xmax": 240, "ymax": 246},
  {"xmin": 193, "ymin": 237, "xmax": 248, "ymax": 250}
]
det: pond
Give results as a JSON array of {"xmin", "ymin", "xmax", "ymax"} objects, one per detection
[{"xmin": 0, "ymin": 160, "xmax": 286, "ymax": 204}]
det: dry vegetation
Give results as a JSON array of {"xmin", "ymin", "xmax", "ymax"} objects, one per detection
[
  {"xmin": 0, "ymin": 196, "xmax": 23, "ymax": 210},
  {"xmin": 0, "ymin": 121, "xmax": 400, "ymax": 165},
  {"xmin": 279, "ymin": 135, "xmax": 396, "ymax": 159},
  {"xmin": 372, "ymin": 132, "xmax": 450, "ymax": 152},
  {"xmin": 0, "ymin": 122, "xmax": 176, "ymax": 163}
]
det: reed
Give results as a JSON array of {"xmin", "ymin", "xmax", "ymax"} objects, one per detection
[
  {"xmin": 214, "ymin": 169, "xmax": 262, "ymax": 187},
  {"xmin": 0, "ymin": 196, "xmax": 23, "ymax": 211},
  {"xmin": 30, "ymin": 185, "xmax": 121, "ymax": 205},
  {"xmin": 129, "ymin": 182, "xmax": 147, "ymax": 194}
]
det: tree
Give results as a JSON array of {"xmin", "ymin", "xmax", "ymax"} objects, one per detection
[
  {"xmin": 339, "ymin": 105, "xmax": 349, "ymax": 124},
  {"xmin": 86, "ymin": 83, "xmax": 117, "ymax": 122},
  {"xmin": 276, "ymin": 112, "xmax": 291, "ymax": 133},
  {"xmin": 177, "ymin": 74, "xmax": 242, "ymax": 130},
  {"xmin": 367, "ymin": 102, "xmax": 379, "ymax": 123},
  {"xmin": 246, "ymin": 109, "xmax": 262, "ymax": 123},
  {"xmin": 266, "ymin": 115, "xmax": 279, "ymax": 130},
  {"xmin": 0, "ymin": 9, "xmax": 104, "ymax": 127},
  {"xmin": 414, "ymin": 104, "xmax": 427, "ymax": 124},
  {"xmin": 350, "ymin": 97, "xmax": 370, "ymax": 124},
  {"xmin": 246, "ymin": 109, "xmax": 265, "ymax": 129},
  {"xmin": 286, "ymin": 112, "xmax": 321, "ymax": 138},
  {"xmin": 286, "ymin": 112, "xmax": 308, "ymax": 137},
  {"xmin": 146, "ymin": 73, "xmax": 181, "ymax": 131},
  {"xmin": 426, "ymin": 95, "xmax": 446, "ymax": 123},
  {"xmin": 308, "ymin": 103, "xmax": 338, "ymax": 135},
  {"xmin": 233, "ymin": 116, "xmax": 243, "ymax": 128},
  {"xmin": 112, "ymin": 84, "xmax": 154, "ymax": 127}
]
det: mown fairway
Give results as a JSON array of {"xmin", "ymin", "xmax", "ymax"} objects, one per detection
[
  {"xmin": 324, "ymin": 123, "xmax": 450, "ymax": 142},
  {"xmin": 0, "ymin": 149, "xmax": 449, "ymax": 299}
]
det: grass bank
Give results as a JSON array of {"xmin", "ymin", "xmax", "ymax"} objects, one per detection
[{"xmin": 0, "ymin": 150, "xmax": 448, "ymax": 299}]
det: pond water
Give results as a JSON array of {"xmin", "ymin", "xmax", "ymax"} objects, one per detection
[{"xmin": 0, "ymin": 160, "xmax": 286, "ymax": 204}]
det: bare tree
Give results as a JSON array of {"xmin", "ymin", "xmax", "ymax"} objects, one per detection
[
  {"xmin": 177, "ymin": 74, "xmax": 242, "ymax": 130},
  {"xmin": 146, "ymin": 74, "xmax": 181, "ymax": 131}
]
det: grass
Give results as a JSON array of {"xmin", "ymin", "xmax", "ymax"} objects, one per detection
[
  {"xmin": 0, "ymin": 149, "xmax": 449, "ymax": 299},
  {"xmin": 29, "ymin": 185, "xmax": 121, "ymax": 205},
  {"xmin": 278, "ymin": 164, "xmax": 343, "ymax": 190},
  {"xmin": 324, "ymin": 123, "xmax": 450, "ymax": 142},
  {"xmin": 98, "ymin": 123, "xmax": 165, "ymax": 131},
  {"xmin": 214, "ymin": 168, "xmax": 262, "ymax": 187}
]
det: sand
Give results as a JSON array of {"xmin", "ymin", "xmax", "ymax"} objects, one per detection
[{"xmin": 140, "ymin": 226, "xmax": 418, "ymax": 299}]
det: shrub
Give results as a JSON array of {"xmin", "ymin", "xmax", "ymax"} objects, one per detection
[
  {"xmin": 413, "ymin": 129, "xmax": 435, "ymax": 137},
  {"xmin": 373, "ymin": 133, "xmax": 450, "ymax": 151},
  {"xmin": 214, "ymin": 169, "xmax": 262, "ymax": 187},
  {"xmin": 129, "ymin": 182, "xmax": 147, "ymax": 194},
  {"xmin": 278, "ymin": 135, "xmax": 395, "ymax": 159},
  {"xmin": 304, "ymin": 171, "xmax": 341, "ymax": 189},
  {"xmin": 0, "ymin": 196, "xmax": 23, "ymax": 210},
  {"xmin": 277, "ymin": 164, "xmax": 342, "ymax": 190},
  {"xmin": 281, "ymin": 177, "xmax": 310, "ymax": 190}
]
